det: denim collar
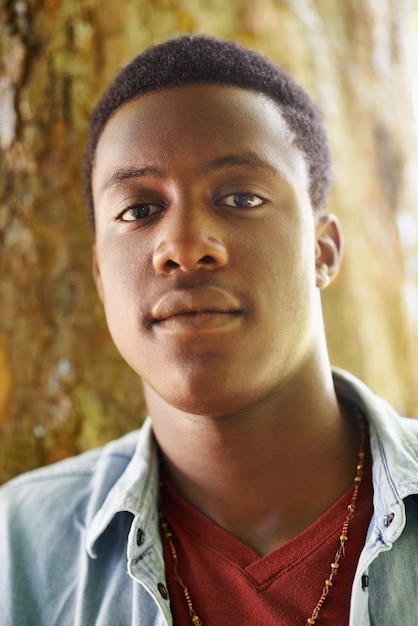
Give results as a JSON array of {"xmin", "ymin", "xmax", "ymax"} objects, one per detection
[{"xmin": 86, "ymin": 369, "xmax": 418, "ymax": 556}]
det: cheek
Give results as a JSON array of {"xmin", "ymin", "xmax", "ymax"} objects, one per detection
[
  {"xmin": 241, "ymin": 218, "xmax": 315, "ymax": 293},
  {"xmin": 250, "ymin": 224, "xmax": 317, "ymax": 344},
  {"xmin": 96, "ymin": 240, "xmax": 149, "ymax": 330}
]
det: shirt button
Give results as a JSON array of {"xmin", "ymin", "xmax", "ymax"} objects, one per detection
[
  {"xmin": 384, "ymin": 513, "xmax": 395, "ymax": 527},
  {"xmin": 136, "ymin": 528, "xmax": 145, "ymax": 546},
  {"xmin": 158, "ymin": 583, "xmax": 168, "ymax": 599}
]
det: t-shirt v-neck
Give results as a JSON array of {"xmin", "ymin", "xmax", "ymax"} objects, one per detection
[{"xmin": 160, "ymin": 457, "xmax": 373, "ymax": 625}]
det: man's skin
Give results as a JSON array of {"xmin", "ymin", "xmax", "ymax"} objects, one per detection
[{"xmin": 91, "ymin": 83, "xmax": 359, "ymax": 557}]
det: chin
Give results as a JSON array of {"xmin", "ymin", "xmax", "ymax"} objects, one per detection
[
  {"xmin": 185, "ymin": 379, "xmax": 270, "ymax": 417},
  {"xmin": 146, "ymin": 373, "xmax": 256, "ymax": 418},
  {"xmin": 126, "ymin": 347, "xmax": 269, "ymax": 416}
]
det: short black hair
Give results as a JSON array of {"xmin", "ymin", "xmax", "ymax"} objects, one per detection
[{"xmin": 83, "ymin": 35, "xmax": 331, "ymax": 230}]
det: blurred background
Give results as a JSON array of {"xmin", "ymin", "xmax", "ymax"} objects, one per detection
[{"xmin": 1, "ymin": 0, "xmax": 418, "ymax": 483}]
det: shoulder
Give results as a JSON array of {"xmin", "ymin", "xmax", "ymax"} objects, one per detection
[
  {"xmin": 333, "ymin": 368, "xmax": 418, "ymax": 500},
  {"xmin": 0, "ymin": 425, "xmax": 157, "ymax": 623},
  {"xmin": 333, "ymin": 366, "xmax": 418, "ymax": 439},
  {"xmin": 0, "ymin": 428, "xmax": 141, "ymax": 526}
]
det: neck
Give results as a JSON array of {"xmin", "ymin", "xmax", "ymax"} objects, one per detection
[{"xmin": 147, "ymin": 361, "xmax": 360, "ymax": 556}]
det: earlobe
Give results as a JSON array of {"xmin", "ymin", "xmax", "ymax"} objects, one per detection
[
  {"xmin": 92, "ymin": 245, "xmax": 105, "ymax": 303},
  {"xmin": 315, "ymin": 214, "xmax": 344, "ymax": 289}
]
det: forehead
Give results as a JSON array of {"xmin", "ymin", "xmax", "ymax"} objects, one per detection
[{"xmin": 93, "ymin": 84, "xmax": 309, "ymax": 198}]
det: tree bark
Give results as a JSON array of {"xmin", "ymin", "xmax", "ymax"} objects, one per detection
[{"xmin": 1, "ymin": 0, "xmax": 417, "ymax": 482}]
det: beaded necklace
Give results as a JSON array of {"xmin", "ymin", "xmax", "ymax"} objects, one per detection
[{"xmin": 159, "ymin": 410, "xmax": 366, "ymax": 626}]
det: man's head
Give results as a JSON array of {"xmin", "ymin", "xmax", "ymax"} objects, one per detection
[
  {"xmin": 89, "ymin": 35, "xmax": 342, "ymax": 416},
  {"xmin": 83, "ymin": 35, "xmax": 331, "ymax": 230}
]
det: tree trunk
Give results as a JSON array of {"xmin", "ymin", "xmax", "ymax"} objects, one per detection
[{"xmin": 1, "ymin": 0, "xmax": 417, "ymax": 482}]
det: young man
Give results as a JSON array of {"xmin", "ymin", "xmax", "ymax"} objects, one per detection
[{"xmin": 1, "ymin": 35, "xmax": 418, "ymax": 626}]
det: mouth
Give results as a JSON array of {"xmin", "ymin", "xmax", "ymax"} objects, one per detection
[{"xmin": 151, "ymin": 287, "xmax": 243, "ymax": 332}]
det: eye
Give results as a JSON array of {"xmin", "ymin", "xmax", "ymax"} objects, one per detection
[
  {"xmin": 216, "ymin": 193, "xmax": 265, "ymax": 209},
  {"xmin": 117, "ymin": 203, "xmax": 163, "ymax": 223}
]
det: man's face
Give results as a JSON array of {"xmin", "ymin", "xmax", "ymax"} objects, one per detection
[{"xmin": 92, "ymin": 84, "xmax": 334, "ymax": 416}]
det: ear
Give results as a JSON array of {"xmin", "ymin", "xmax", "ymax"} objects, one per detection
[
  {"xmin": 92, "ymin": 244, "xmax": 105, "ymax": 303},
  {"xmin": 315, "ymin": 213, "xmax": 344, "ymax": 289}
]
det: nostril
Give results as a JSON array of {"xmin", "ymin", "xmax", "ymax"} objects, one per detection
[
  {"xmin": 153, "ymin": 239, "xmax": 228, "ymax": 274},
  {"xmin": 165, "ymin": 259, "xmax": 180, "ymax": 269},
  {"xmin": 163, "ymin": 254, "xmax": 217, "ymax": 272},
  {"xmin": 200, "ymin": 255, "xmax": 216, "ymax": 265}
]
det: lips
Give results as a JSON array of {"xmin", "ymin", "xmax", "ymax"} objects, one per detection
[{"xmin": 151, "ymin": 286, "xmax": 242, "ymax": 326}]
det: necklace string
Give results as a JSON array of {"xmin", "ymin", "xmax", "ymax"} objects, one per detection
[
  {"xmin": 306, "ymin": 410, "xmax": 366, "ymax": 624},
  {"xmin": 159, "ymin": 516, "xmax": 203, "ymax": 625},
  {"xmin": 159, "ymin": 409, "xmax": 367, "ymax": 626}
]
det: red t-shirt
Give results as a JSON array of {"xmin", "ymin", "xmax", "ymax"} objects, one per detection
[{"xmin": 160, "ymin": 458, "xmax": 373, "ymax": 625}]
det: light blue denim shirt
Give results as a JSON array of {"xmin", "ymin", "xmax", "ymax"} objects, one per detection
[{"xmin": 1, "ymin": 369, "xmax": 418, "ymax": 625}]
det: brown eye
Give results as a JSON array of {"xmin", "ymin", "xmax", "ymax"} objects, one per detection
[
  {"xmin": 120, "ymin": 203, "xmax": 162, "ymax": 222},
  {"xmin": 218, "ymin": 193, "xmax": 264, "ymax": 208}
]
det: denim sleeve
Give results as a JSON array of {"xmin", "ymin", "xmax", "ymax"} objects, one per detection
[{"xmin": 0, "ymin": 470, "xmax": 92, "ymax": 626}]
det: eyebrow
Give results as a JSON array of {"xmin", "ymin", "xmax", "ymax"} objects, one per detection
[
  {"xmin": 99, "ymin": 151, "xmax": 278, "ymax": 197},
  {"xmin": 99, "ymin": 165, "xmax": 166, "ymax": 195},
  {"xmin": 201, "ymin": 152, "xmax": 278, "ymax": 175}
]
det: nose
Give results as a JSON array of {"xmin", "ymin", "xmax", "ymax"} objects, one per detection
[{"xmin": 152, "ymin": 206, "xmax": 228, "ymax": 274}]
